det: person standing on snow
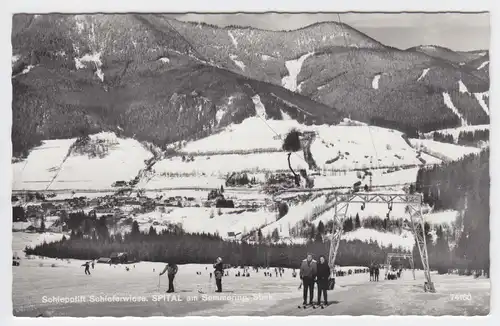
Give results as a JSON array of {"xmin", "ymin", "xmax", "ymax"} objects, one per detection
[
  {"xmin": 316, "ymin": 255, "xmax": 330, "ymax": 305},
  {"xmin": 82, "ymin": 261, "xmax": 91, "ymax": 275},
  {"xmin": 159, "ymin": 262, "xmax": 179, "ymax": 293},
  {"xmin": 299, "ymin": 253, "xmax": 317, "ymax": 305},
  {"xmin": 374, "ymin": 264, "xmax": 380, "ymax": 282},
  {"xmin": 213, "ymin": 257, "xmax": 224, "ymax": 292}
]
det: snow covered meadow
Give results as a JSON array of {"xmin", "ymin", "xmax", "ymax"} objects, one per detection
[
  {"xmin": 10, "ymin": 108, "xmax": 461, "ymax": 192},
  {"xmin": 12, "ymin": 241, "xmax": 489, "ymax": 317},
  {"xmin": 12, "ymin": 132, "xmax": 152, "ymax": 191}
]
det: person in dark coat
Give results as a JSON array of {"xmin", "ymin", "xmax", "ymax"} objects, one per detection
[
  {"xmin": 82, "ymin": 261, "xmax": 91, "ymax": 275},
  {"xmin": 160, "ymin": 262, "xmax": 179, "ymax": 293},
  {"xmin": 213, "ymin": 257, "xmax": 224, "ymax": 292},
  {"xmin": 299, "ymin": 253, "xmax": 317, "ymax": 305},
  {"xmin": 316, "ymin": 255, "xmax": 330, "ymax": 305}
]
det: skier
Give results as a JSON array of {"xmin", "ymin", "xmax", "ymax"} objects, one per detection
[
  {"xmin": 213, "ymin": 257, "xmax": 224, "ymax": 292},
  {"xmin": 82, "ymin": 261, "xmax": 91, "ymax": 275},
  {"xmin": 374, "ymin": 264, "xmax": 380, "ymax": 282},
  {"xmin": 299, "ymin": 253, "xmax": 317, "ymax": 306},
  {"xmin": 316, "ymin": 255, "xmax": 330, "ymax": 306},
  {"xmin": 159, "ymin": 262, "xmax": 179, "ymax": 293},
  {"xmin": 91, "ymin": 261, "xmax": 95, "ymax": 269}
]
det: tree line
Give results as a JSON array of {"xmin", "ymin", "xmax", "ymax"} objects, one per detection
[
  {"xmin": 432, "ymin": 129, "xmax": 489, "ymax": 146},
  {"xmin": 415, "ymin": 148, "xmax": 489, "ymax": 275},
  {"xmin": 25, "ymin": 226, "xmax": 409, "ymax": 268}
]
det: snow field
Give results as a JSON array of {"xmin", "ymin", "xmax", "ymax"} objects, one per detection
[
  {"xmin": 410, "ymin": 139, "xmax": 481, "ymax": 162},
  {"xmin": 133, "ymin": 207, "xmax": 275, "ymax": 237},
  {"xmin": 282, "ymin": 52, "xmax": 314, "ymax": 92},
  {"xmin": 442, "ymin": 92, "xmax": 468, "ymax": 126},
  {"xmin": 12, "ymin": 133, "xmax": 152, "ymax": 191},
  {"xmin": 12, "ymin": 251, "xmax": 489, "ymax": 316}
]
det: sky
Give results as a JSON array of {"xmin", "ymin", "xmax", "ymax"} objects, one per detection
[{"xmin": 172, "ymin": 12, "xmax": 490, "ymax": 51}]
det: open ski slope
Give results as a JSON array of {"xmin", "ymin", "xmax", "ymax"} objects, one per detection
[
  {"xmin": 177, "ymin": 117, "xmax": 424, "ymax": 169},
  {"xmin": 12, "ymin": 253, "xmax": 489, "ymax": 316}
]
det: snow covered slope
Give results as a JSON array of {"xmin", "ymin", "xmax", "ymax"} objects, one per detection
[
  {"xmin": 12, "ymin": 132, "xmax": 153, "ymax": 191},
  {"xmin": 410, "ymin": 139, "xmax": 481, "ymax": 162},
  {"xmin": 172, "ymin": 117, "xmax": 424, "ymax": 168},
  {"xmin": 12, "ymin": 139, "xmax": 76, "ymax": 190},
  {"xmin": 133, "ymin": 207, "xmax": 275, "ymax": 237},
  {"xmin": 13, "ymin": 118, "xmax": 430, "ymax": 192},
  {"xmin": 343, "ymin": 228, "xmax": 414, "ymax": 251}
]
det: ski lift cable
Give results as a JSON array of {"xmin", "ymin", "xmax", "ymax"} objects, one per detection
[
  {"xmin": 45, "ymin": 152, "xmax": 71, "ymax": 192},
  {"xmin": 335, "ymin": 13, "xmax": 380, "ymax": 170}
]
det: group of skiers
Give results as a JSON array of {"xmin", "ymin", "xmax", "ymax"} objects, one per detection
[
  {"xmin": 155, "ymin": 254, "xmax": 336, "ymax": 306},
  {"xmin": 299, "ymin": 253, "xmax": 332, "ymax": 306}
]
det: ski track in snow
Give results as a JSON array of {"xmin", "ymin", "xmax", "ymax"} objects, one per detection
[
  {"xmin": 372, "ymin": 74, "xmax": 381, "ymax": 89},
  {"xmin": 252, "ymin": 95, "xmax": 267, "ymax": 119},
  {"xmin": 458, "ymin": 80, "xmax": 469, "ymax": 94},
  {"xmin": 477, "ymin": 61, "xmax": 489, "ymax": 70},
  {"xmin": 281, "ymin": 52, "xmax": 314, "ymax": 92},
  {"xmin": 474, "ymin": 92, "xmax": 490, "ymax": 116},
  {"xmin": 228, "ymin": 31, "xmax": 238, "ymax": 48},
  {"xmin": 417, "ymin": 68, "xmax": 430, "ymax": 81},
  {"xmin": 442, "ymin": 92, "xmax": 468, "ymax": 126}
]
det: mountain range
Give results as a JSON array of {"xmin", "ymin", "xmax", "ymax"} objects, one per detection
[{"xmin": 11, "ymin": 14, "xmax": 490, "ymax": 158}]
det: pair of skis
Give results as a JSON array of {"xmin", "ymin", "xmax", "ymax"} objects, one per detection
[
  {"xmin": 298, "ymin": 280, "xmax": 329, "ymax": 309},
  {"xmin": 297, "ymin": 303, "xmax": 329, "ymax": 309},
  {"xmin": 298, "ymin": 303, "xmax": 316, "ymax": 309}
]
